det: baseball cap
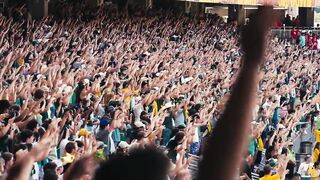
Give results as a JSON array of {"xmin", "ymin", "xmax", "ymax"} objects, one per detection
[
  {"xmin": 100, "ymin": 118, "xmax": 111, "ymax": 126},
  {"xmin": 118, "ymin": 141, "xmax": 130, "ymax": 149},
  {"xmin": 52, "ymin": 159, "xmax": 63, "ymax": 167},
  {"xmin": 83, "ymin": 79, "xmax": 90, "ymax": 85},
  {"xmin": 135, "ymin": 96, "xmax": 142, "ymax": 102},
  {"xmin": 267, "ymin": 158, "xmax": 278, "ymax": 167},
  {"xmin": 96, "ymin": 141, "xmax": 107, "ymax": 149},
  {"xmin": 163, "ymin": 102, "xmax": 175, "ymax": 109},
  {"xmin": 78, "ymin": 128, "xmax": 90, "ymax": 136},
  {"xmin": 134, "ymin": 121, "xmax": 145, "ymax": 128}
]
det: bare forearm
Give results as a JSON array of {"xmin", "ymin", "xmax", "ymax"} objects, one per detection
[
  {"xmin": 0, "ymin": 124, "xmax": 10, "ymax": 138},
  {"xmin": 7, "ymin": 156, "xmax": 34, "ymax": 180},
  {"xmin": 198, "ymin": 61, "xmax": 259, "ymax": 180}
]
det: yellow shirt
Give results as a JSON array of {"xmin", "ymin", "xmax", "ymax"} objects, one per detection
[
  {"xmin": 61, "ymin": 153, "xmax": 75, "ymax": 165},
  {"xmin": 308, "ymin": 166, "xmax": 320, "ymax": 180},
  {"xmin": 122, "ymin": 88, "xmax": 138, "ymax": 110},
  {"xmin": 314, "ymin": 148, "xmax": 320, "ymax": 163},
  {"xmin": 122, "ymin": 88, "xmax": 132, "ymax": 109},
  {"xmin": 258, "ymin": 137, "xmax": 264, "ymax": 151},
  {"xmin": 185, "ymin": 109, "xmax": 189, "ymax": 122},
  {"xmin": 315, "ymin": 130, "xmax": 320, "ymax": 143},
  {"xmin": 207, "ymin": 121, "xmax": 213, "ymax": 133},
  {"xmin": 260, "ymin": 173, "xmax": 280, "ymax": 180},
  {"xmin": 153, "ymin": 100, "xmax": 158, "ymax": 116}
]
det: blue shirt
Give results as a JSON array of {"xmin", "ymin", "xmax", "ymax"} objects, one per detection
[{"xmin": 299, "ymin": 35, "xmax": 306, "ymax": 47}]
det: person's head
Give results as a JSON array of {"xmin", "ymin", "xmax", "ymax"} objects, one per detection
[
  {"xmin": 117, "ymin": 141, "xmax": 130, "ymax": 155},
  {"xmin": 192, "ymin": 114, "xmax": 200, "ymax": 123},
  {"xmin": 193, "ymin": 104, "xmax": 202, "ymax": 112},
  {"xmin": 174, "ymin": 132, "xmax": 185, "ymax": 143},
  {"xmin": 134, "ymin": 121, "xmax": 146, "ymax": 131},
  {"xmin": 26, "ymin": 119, "xmax": 39, "ymax": 132},
  {"xmin": 305, "ymin": 155, "xmax": 311, "ymax": 163},
  {"xmin": 136, "ymin": 131, "xmax": 145, "ymax": 141},
  {"xmin": 34, "ymin": 89, "xmax": 45, "ymax": 100},
  {"xmin": 0, "ymin": 100, "xmax": 10, "ymax": 114},
  {"xmin": 43, "ymin": 169, "xmax": 58, "ymax": 180},
  {"xmin": 38, "ymin": 127, "xmax": 46, "ymax": 139},
  {"xmin": 293, "ymin": 173, "xmax": 301, "ymax": 180},
  {"xmin": 95, "ymin": 147, "xmax": 170, "ymax": 180},
  {"xmin": 51, "ymin": 159, "xmax": 64, "ymax": 175},
  {"xmin": 281, "ymin": 147, "xmax": 288, "ymax": 156},
  {"xmin": 8, "ymin": 104, "xmax": 20, "ymax": 118},
  {"xmin": 43, "ymin": 162, "xmax": 57, "ymax": 173},
  {"xmin": 65, "ymin": 142, "xmax": 77, "ymax": 155},
  {"xmin": 140, "ymin": 111, "xmax": 149, "ymax": 121},
  {"xmin": 13, "ymin": 144, "xmax": 28, "ymax": 156},
  {"xmin": 314, "ymin": 161, "xmax": 320, "ymax": 169},
  {"xmin": 123, "ymin": 81, "xmax": 130, "ymax": 89},
  {"xmin": 19, "ymin": 129, "xmax": 34, "ymax": 143},
  {"xmin": 141, "ymin": 81, "xmax": 149, "ymax": 90},
  {"xmin": 99, "ymin": 118, "xmax": 112, "ymax": 131},
  {"xmin": 263, "ymin": 165, "xmax": 272, "ymax": 176},
  {"xmin": 75, "ymin": 140, "xmax": 84, "ymax": 155},
  {"xmin": 315, "ymin": 142, "xmax": 320, "ymax": 150},
  {"xmin": 1, "ymin": 152, "xmax": 14, "ymax": 169}
]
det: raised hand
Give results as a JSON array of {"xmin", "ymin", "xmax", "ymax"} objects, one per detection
[{"xmin": 241, "ymin": 7, "xmax": 278, "ymax": 65}]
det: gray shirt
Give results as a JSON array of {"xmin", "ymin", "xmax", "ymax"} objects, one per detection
[{"xmin": 175, "ymin": 109, "xmax": 185, "ymax": 127}]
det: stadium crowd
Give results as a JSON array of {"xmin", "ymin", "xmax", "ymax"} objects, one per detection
[{"xmin": 0, "ymin": 2, "xmax": 319, "ymax": 180}]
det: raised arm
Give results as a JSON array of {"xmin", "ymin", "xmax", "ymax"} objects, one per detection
[{"xmin": 197, "ymin": 7, "xmax": 277, "ymax": 180}]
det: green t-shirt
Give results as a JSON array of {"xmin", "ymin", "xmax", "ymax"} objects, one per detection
[
  {"xmin": 249, "ymin": 138, "xmax": 257, "ymax": 156},
  {"xmin": 70, "ymin": 93, "xmax": 76, "ymax": 105}
]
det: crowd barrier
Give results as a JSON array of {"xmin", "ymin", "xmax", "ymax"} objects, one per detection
[{"xmin": 271, "ymin": 27, "xmax": 320, "ymax": 39}]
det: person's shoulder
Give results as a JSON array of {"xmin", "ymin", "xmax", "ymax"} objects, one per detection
[
  {"xmin": 96, "ymin": 130, "xmax": 108, "ymax": 137},
  {"xmin": 177, "ymin": 109, "xmax": 184, "ymax": 113},
  {"xmin": 259, "ymin": 176, "xmax": 265, "ymax": 180},
  {"xmin": 167, "ymin": 139, "xmax": 176, "ymax": 147},
  {"xmin": 272, "ymin": 173, "xmax": 280, "ymax": 179}
]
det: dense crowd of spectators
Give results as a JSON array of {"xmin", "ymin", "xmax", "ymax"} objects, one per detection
[
  {"xmin": 284, "ymin": 14, "xmax": 300, "ymax": 27},
  {"xmin": 291, "ymin": 28, "xmax": 320, "ymax": 50},
  {"xmin": 0, "ymin": 3, "xmax": 319, "ymax": 180}
]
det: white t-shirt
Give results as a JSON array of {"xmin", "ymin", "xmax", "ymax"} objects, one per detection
[
  {"xmin": 262, "ymin": 101, "xmax": 271, "ymax": 110},
  {"xmin": 298, "ymin": 162, "xmax": 313, "ymax": 177},
  {"xmin": 291, "ymin": 88, "xmax": 296, "ymax": 98},
  {"xmin": 59, "ymin": 139, "xmax": 69, "ymax": 156},
  {"xmin": 175, "ymin": 109, "xmax": 185, "ymax": 127},
  {"xmin": 192, "ymin": 127, "xmax": 200, "ymax": 143},
  {"xmin": 133, "ymin": 103, "xmax": 143, "ymax": 122},
  {"xmin": 108, "ymin": 133, "xmax": 116, "ymax": 154},
  {"xmin": 31, "ymin": 162, "xmax": 40, "ymax": 180}
]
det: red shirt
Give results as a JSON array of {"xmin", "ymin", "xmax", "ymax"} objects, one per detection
[
  {"xmin": 291, "ymin": 29, "xmax": 299, "ymax": 39},
  {"xmin": 307, "ymin": 35, "xmax": 314, "ymax": 46},
  {"xmin": 312, "ymin": 36, "xmax": 318, "ymax": 50}
]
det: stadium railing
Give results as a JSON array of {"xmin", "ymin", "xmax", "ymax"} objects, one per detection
[{"xmin": 271, "ymin": 27, "xmax": 320, "ymax": 39}]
